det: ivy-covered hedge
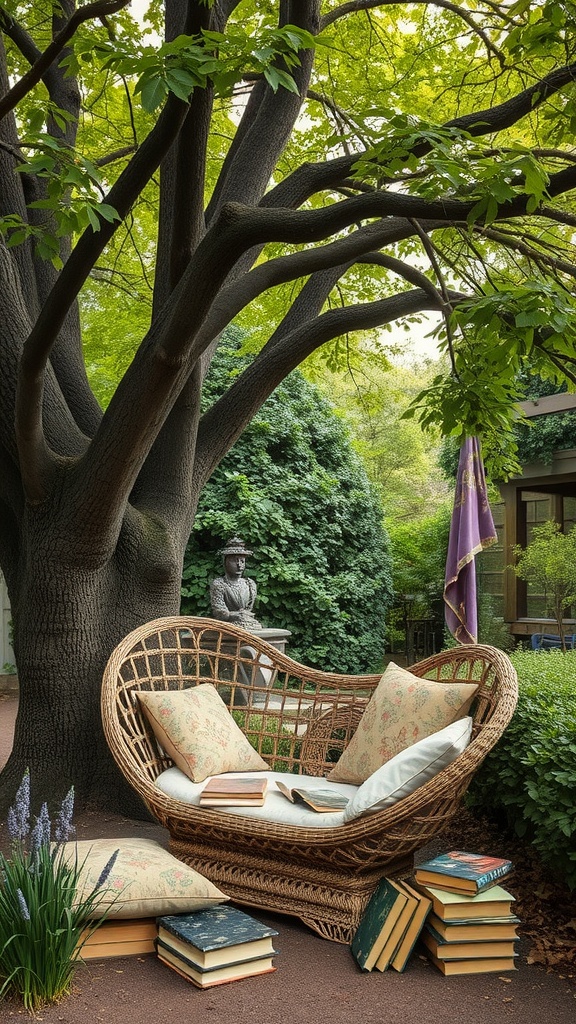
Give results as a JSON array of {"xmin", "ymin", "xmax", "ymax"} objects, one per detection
[
  {"xmin": 468, "ymin": 649, "xmax": 576, "ymax": 889},
  {"xmin": 181, "ymin": 335, "xmax": 393, "ymax": 673}
]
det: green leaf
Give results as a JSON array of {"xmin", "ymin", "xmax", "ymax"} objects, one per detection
[
  {"xmin": 263, "ymin": 66, "xmax": 298, "ymax": 94},
  {"xmin": 139, "ymin": 76, "xmax": 169, "ymax": 112}
]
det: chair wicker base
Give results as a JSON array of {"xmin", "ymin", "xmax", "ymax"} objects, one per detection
[
  {"xmin": 101, "ymin": 616, "xmax": 518, "ymax": 943},
  {"xmin": 169, "ymin": 837, "xmax": 411, "ymax": 943}
]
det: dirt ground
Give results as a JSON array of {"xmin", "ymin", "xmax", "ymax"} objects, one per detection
[{"xmin": 0, "ymin": 696, "xmax": 575, "ymax": 1024}]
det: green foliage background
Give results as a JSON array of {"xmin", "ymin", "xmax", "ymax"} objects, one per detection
[
  {"xmin": 181, "ymin": 334, "xmax": 393, "ymax": 672},
  {"xmin": 439, "ymin": 374, "xmax": 576, "ymax": 482},
  {"xmin": 468, "ymin": 649, "xmax": 576, "ymax": 889}
]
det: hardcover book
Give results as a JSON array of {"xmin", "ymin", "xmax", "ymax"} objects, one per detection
[
  {"xmin": 351, "ymin": 878, "xmax": 408, "ymax": 971},
  {"xmin": 156, "ymin": 905, "xmax": 278, "ymax": 970},
  {"xmin": 275, "ymin": 780, "xmax": 349, "ymax": 812},
  {"xmin": 199, "ymin": 776, "xmax": 268, "ymax": 806},
  {"xmin": 157, "ymin": 944, "xmax": 276, "ymax": 988},
  {"xmin": 421, "ymin": 923, "xmax": 518, "ymax": 960},
  {"xmin": 414, "ymin": 851, "xmax": 512, "ymax": 895},
  {"xmin": 388, "ymin": 880, "xmax": 432, "ymax": 973},
  {"xmin": 374, "ymin": 885, "xmax": 419, "ymax": 972},
  {"xmin": 412, "ymin": 882, "xmax": 516, "ymax": 921},
  {"xmin": 78, "ymin": 918, "xmax": 157, "ymax": 959},
  {"xmin": 427, "ymin": 912, "xmax": 520, "ymax": 942},
  {"xmin": 412, "ymin": 880, "xmax": 516, "ymax": 921},
  {"xmin": 423, "ymin": 952, "xmax": 518, "ymax": 976}
]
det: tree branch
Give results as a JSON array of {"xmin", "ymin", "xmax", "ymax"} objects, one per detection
[
  {"xmin": 0, "ymin": 0, "xmax": 132, "ymax": 122},
  {"xmin": 356, "ymin": 250, "xmax": 446, "ymax": 305},
  {"xmin": 95, "ymin": 145, "xmax": 137, "ymax": 168},
  {"xmin": 0, "ymin": 5, "xmax": 40, "ymax": 66},
  {"xmin": 478, "ymin": 225, "xmax": 576, "ymax": 281},
  {"xmin": 205, "ymin": 0, "xmax": 320, "ymax": 221},
  {"xmin": 264, "ymin": 61, "xmax": 576, "ymax": 211},
  {"xmin": 195, "ymin": 285, "xmax": 446, "ymax": 480},
  {"xmin": 321, "ymin": 0, "xmax": 505, "ymax": 66},
  {"xmin": 409, "ymin": 218, "xmax": 459, "ymax": 375},
  {"xmin": 196, "ymin": 216, "xmax": 447, "ymax": 346},
  {"xmin": 15, "ymin": 95, "xmax": 190, "ymax": 501}
]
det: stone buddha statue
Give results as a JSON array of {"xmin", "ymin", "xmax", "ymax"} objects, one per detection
[{"xmin": 209, "ymin": 537, "xmax": 263, "ymax": 631}]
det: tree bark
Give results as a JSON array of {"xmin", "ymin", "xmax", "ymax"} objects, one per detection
[{"xmin": 2, "ymin": 497, "xmax": 184, "ymax": 814}]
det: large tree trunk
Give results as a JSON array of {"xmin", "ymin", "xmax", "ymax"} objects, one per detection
[{"xmin": 1, "ymin": 504, "xmax": 184, "ymax": 815}]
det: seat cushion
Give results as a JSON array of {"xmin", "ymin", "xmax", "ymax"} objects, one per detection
[
  {"xmin": 155, "ymin": 768, "xmax": 358, "ymax": 828},
  {"xmin": 62, "ymin": 837, "xmax": 228, "ymax": 918},
  {"xmin": 327, "ymin": 662, "xmax": 478, "ymax": 784},
  {"xmin": 136, "ymin": 683, "xmax": 268, "ymax": 782},
  {"xmin": 343, "ymin": 716, "xmax": 473, "ymax": 822}
]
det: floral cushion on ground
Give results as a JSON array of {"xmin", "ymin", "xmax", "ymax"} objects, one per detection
[
  {"xmin": 62, "ymin": 837, "xmax": 228, "ymax": 918},
  {"xmin": 327, "ymin": 662, "xmax": 478, "ymax": 784},
  {"xmin": 343, "ymin": 716, "xmax": 473, "ymax": 822},
  {"xmin": 136, "ymin": 683, "xmax": 268, "ymax": 782}
]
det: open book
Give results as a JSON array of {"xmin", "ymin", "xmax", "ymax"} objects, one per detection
[{"xmin": 275, "ymin": 780, "xmax": 349, "ymax": 813}]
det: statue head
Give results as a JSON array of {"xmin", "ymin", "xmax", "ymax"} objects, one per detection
[{"xmin": 220, "ymin": 537, "xmax": 253, "ymax": 578}]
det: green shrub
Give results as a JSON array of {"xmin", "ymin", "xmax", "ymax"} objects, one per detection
[
  {"xmin": 468, "ymin": 649, "xmax": 576, "ymax": 888},
  {"xmin": 182, "ymin": 333, "xmax": 392, "ymax": 673}
]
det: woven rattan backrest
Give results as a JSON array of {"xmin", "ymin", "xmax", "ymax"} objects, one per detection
[
  {"xmin": 102, "ymin": 617, "xmax": 518, "ymax": 787},
  {"xmin": 102, "ymin": 617, "xmax": 382, "ymax": 781}
]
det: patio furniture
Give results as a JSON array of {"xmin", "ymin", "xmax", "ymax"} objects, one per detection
[
  {"xmin": 101, "ymin": 616, "xmax": 518, "ymax": 943},
  {"xmin": 530, "ymin": 633, "xmax": 576, "ymax": 650}
]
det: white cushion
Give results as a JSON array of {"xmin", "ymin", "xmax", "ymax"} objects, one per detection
[
  {"xmin": 155, "ymin": 769, "xmax": 358, "ymax": 829},
  {"xmin": 343, "ymin": 716, "xmax": 473, "ymax": 823}
]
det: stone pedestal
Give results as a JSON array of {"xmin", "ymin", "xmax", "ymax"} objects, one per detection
[
  {"xmin": 249, "ymin": 627, "xmax": 291, "ymax": 656},
  {"xmin": 183, "ymin": 623, "xmax": 292, "ymax": 706}
]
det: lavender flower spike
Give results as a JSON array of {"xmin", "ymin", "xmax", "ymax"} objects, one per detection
[
  {"xmin": 30, "ymin": 802, "xmax": 51, "ymax": 858},
  {"xmin": 16, "ymin": 888, "xmax": 30, "ymax": 921},
  {"xmin": 7, "ymin": 770, "xmax": 30, "ymax": 842},
  {"xmin": 54, "ymin": 787, "xmax": 75, "ymax": 844},
  {"xmin": 95, "ymin": 848, "xmax": 120, "ymax": 890}
]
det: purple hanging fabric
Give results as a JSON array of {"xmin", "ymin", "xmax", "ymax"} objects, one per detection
[{"xmin": 444, "ymin": 437, "xmax": 497, "ymax": 644}]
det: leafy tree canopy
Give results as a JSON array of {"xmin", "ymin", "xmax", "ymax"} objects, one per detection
[
  {"xmin": 182, "ymin": 333, "xmax": 392, "ymax": 673},
  {"xmin": 439, "ymin": 372, "xmax": 576, "ymax": 478},
  {"xmin": 6, "ymin": 0, "xmax": 576, "ymax": 478},
  {"xmin": 306, "ymin": 345, "xmax": 451, "ymax": 522},
  {"xmin": 513, "ymin": 520, "xmax": 576, "ymax": 648}
]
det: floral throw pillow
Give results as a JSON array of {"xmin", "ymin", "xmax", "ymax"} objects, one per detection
[
  {"xmin": 62, "ymin": 837, "xmax": 228, "ymax": 918},
  {"xmin": 136, "ymin": 683, "xmax": 268, "ymax": 782},
  {"xmin": 327, "ymin": 662, "xmax": 478, "ymax": 785}
]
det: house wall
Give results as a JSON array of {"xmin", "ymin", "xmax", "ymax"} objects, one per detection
[{"xmin": 476, "ymin": 448, "xmax": 576, "ymax": 641}]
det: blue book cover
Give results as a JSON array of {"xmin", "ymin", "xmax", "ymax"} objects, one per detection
[
  {"xmin": 157, "ymin": 906, "xmax": 278, "ymax": 954},
  {"xmin": 415, "ymin": 851, "xmax": 512, "ymax": 894},
  {"xmin": 156, "ymin": 937, "xmax": 276, "ymax": 974}
]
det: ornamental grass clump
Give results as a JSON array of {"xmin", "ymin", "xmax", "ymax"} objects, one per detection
[{"xmin": 0, "ymin": 771, "xmax": 118, "ymax": 1011}]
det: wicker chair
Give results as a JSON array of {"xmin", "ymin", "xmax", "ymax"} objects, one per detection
[{"xmin": 101, "ymin": 616, "xmax": 518, "ymax": 943}]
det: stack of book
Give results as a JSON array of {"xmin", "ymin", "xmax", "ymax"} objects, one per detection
[
  {"xmin": 78, "ymin": 918, "xmax": 157, "ymax": 959},
  {"xmin": 413, "ymin": 850, "xmax": 520, "ymax": 975},
  {"xmin": 156, "ymin": 905, "xmax": 278, "ymax": 988},
  {"xmin": 350, "ymin": 876, "xmax": 432, "ymax": 973},
  {"xmin": 199, "ymin": 776, "xmax": 268, "ymax": 807}
]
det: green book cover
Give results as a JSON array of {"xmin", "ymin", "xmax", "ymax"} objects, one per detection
[{"xmin": 351, "ymin": 878, "xmax": 408, "ymax": 971}]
